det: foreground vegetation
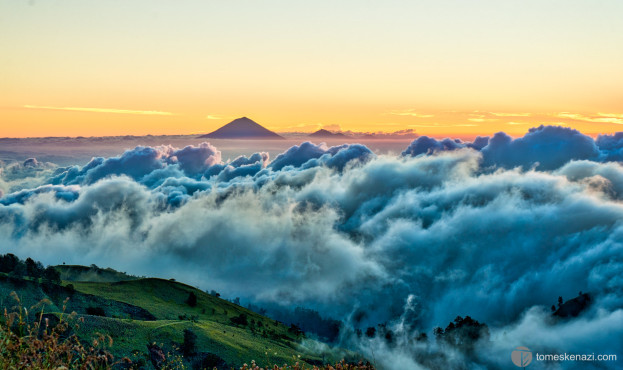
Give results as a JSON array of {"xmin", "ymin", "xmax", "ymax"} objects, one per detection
[
  {"xmin": 0, "ymin": 254, "xmax": 371, "ymax": 369},
  {"xmin": 0, "ymin": 297, "xmax": 373, "ymax": 369}
]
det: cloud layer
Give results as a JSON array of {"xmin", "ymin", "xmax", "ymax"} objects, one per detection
[
  {"xmin": 1, "ymin": 127, "xmax": 623, "ymax": 369},
  {"xmin": 403, "ymin": 125, "xmax": 623, "ymax": 171}
]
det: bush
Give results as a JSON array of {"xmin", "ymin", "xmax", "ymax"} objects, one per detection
[
  {"xmin": 0, "ymin": 292, "xmax": 115, "ymax": 368},
  {"xmin": 43, "ymin": 266, "xmax": 61, "ymax": 284},
  {"xmin": 186, "ymin": 292, "xmax": 197, "ymax": 307},
  {"xmin": 182, "ymin": 329, "xmax": 197, "ymax": 357},
  {"xmin": 230, "ymin": 313, "xmax": 248, "ymax": 326},
  {"xmin": 86, "ymin": 306, "xmax": 107, "ymax": 317}
]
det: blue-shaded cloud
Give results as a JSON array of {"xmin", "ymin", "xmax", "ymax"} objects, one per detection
[
  {"xmin": 481, "ymin": 125, "xmax": 599, "ymax": 170},
  {"xmin": 269, "ymin": 142, "xmax": 374, "ymax": 171},
  {"xmin": 0, "ymin": 184, "xmax": 80, "ymax": 206},
  {"xmin": 401, "ymin": 136, "xmax": 467, "ymax": 157},
  {"xmin": 403, "ymin": 125, "xmax": 612, "ymax": 171}
]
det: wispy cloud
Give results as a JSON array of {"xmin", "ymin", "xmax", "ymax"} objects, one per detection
[
  {"xmin": 206, "ymin": 115, "xmax": 226, "ymax": 120},
  {"xmin": 407, "ymin": 123, "xmax": 479, "ymax": 128},
  {"xmin": 598, "ymin": 113, "xmax": 623, "ymax": 119},
  {"xmin": 407, "ymin": 124, "xmax": 444, "ymax": 128},
  {"xmin": 23, "ymin": 105, "xmax": 173, "ymax": 116},
  {"xmin": 592, "ymin": 117, "xmax": 623, "ymax": 124},
  {"xmin": 489, "ymin": 112, "xmax": 532, "ymax": 117},
  {"xmin": 388, "ymin": 110, "xmax": 434, "ymax": 118},
  {"xmin": 554, "ymin": 112, "xmax": 623, "ymax": 124}
]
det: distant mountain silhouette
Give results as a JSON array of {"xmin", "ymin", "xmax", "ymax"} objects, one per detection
[
  {"xmin": 308, "ymin": 129, "xmax": 348, "ymax": 138},
  {"xmin": 198, "ymin": 117, "xmax": 284, "ymax": 139},
  {"xmin": 554, "ymin": 293, "xmax": 591, "ymax": 318}
]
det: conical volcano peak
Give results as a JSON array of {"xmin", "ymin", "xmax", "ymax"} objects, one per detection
[{"xmin": 199, "ymin": 117, "xmax": 284, "ymax": 139}]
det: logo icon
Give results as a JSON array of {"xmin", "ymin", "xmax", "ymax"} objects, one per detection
[{"xmin": 511, "ymin": 346, "xmax": 533, "ymax": 367}]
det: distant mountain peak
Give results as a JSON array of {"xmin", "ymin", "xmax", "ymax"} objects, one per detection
[
  {"xmin": 198, "ymin": 117, "xmax": 284, "ymax": 139},
  {"xmin": 309, "ymin": 129, "xmax": 348, "ymax": 138}
]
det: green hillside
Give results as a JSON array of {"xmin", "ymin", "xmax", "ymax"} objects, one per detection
[
  {"xmin": 0, "ymin": 263, "xmax": 361, "ymax": 369},
  {"xmin": 55, "ymin": 264, "xmax": 139, "ymax": 283}
]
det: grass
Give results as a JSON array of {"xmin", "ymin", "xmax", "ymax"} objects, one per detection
[
  {"xmin": 0, "ymin": 267, "xmax": 370, "ymax": 369},
  {"xmin": 0, "ymin": 292, "xmax": 116, "ymax": 369},
  {"xmin": 55, "ymin": 264, "xmax": 139, "ymax": 283},
  {"xmin": 0, "ymin": 274, "xmax": 155, "ymax": 321},
  {"xmin": 68, "ymin": 278, "xmax": 333, "ymax": 366},
  {"xmin": 70, "ymin": 278, "xmax": 293, "ymax": 335},
  {"xmin": 70, "ymin": 315, "xmax": 325, "ymax": 367}
]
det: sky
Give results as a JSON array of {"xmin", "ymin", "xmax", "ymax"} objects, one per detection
[{"xmin": 1, "ymin": 0, "xmax": 622, "ymax": 138}]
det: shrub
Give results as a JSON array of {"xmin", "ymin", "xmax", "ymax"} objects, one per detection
[
  {"xmin": 186, "ymin": 292, "xmax": 197, "ymax": 307},
  {"xmin": 43, "ymin": 266, "xmax": 61, "ymax": 284},
  {"xmin": 230, "ymin": 313, "xmax": 248, "ymax": 326},
  {"xmin": 86, "ymin": 306, "xmax": 107, "ymax": 317},
  {"xmin": 0, "ymin": 292, "xmax": 115, "ymax": 368},
  {"xmin": 182, "ymin": 329, "xmax": 197, "ymax": 357}
]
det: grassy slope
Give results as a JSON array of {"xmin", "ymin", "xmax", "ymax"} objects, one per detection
[
  {"xmin": 66, "ymin": 277, "xmax": 333, "ymax": 366},
  {"xmin": 72, "ymin": 278, "xmax": 330, "ymax": 365},
  {"xmin": 0, "ymin": 267, "xmax": 356, "ymax": 367},
  {"xmin": 73, "ymin": 316, "xmax": 322, "ymax": 367},
  {"xmin": 55, "ymin": 264, "xmax": 139, "ymax": 283},
  {"xmin": 0, "ymin": 274, "xmax": 154, "ymax": 320},
  {"xmin": 70, "ymin": 278, "xmax": 285, "ymax": 327}
]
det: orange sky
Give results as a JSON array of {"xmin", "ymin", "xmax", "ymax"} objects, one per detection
[{"xmin": 1, "ymin": 1, "xmax": 622, "ymax": 138}]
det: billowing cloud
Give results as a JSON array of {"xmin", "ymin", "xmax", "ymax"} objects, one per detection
[
  {"xmin": 401, "ymin": 137, "xmax": 467, "ymax": 156},
  {"xmin": 1, "ymin": 130, "xmax": 623, "ymax": 368},
  {"xmin": 481, "ymin": 125, "xmax": 599, "ymax": 170},
  {"xmin": 402, "ymin": 125, "xmax": 623, "ymax": 171},
  {"xmin": 0, "ymin": 159, "xmax": 58, "ymax": 195},
  {"xmin": 268, "ymin": 142, "xmax": 374, "ymax": 171}
]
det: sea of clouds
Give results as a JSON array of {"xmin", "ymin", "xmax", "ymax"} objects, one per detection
[{"xmin": 1, "ymin": 125, "xmax": 622, "ymax": 369}]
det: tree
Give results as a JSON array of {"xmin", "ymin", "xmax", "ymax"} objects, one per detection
[
  {"xmin": 384, "ymin": 330, "xmax": 393, "ymax": 343},
  {"xmin": 551, "ymin": 305, "xmax": 556, "ymax": 312},
  {"xmin": 288, "ymin": 323, "xmax": 303, "ymax": 336},
  {"xmin": 230, "ymin": 313, "xmax": 248, "ymax": 326},
  {"xmin": 25, "ymin": 258, "xmax": 43, "ymax": 279},
  {"xmin": 43, "ymin": 266, "xmax": 61, "ymax": 284},
  {"xmin": 434, "ymin": 316, "xmax": 489, "ymax": 352},
  {"xmin": 365, "ymin": 327, "xmax": 376, "ymax": 338},
  {"xmin": 10, "ymin": 261, "xmax": 26, "ymax": 278},
  {"xmin": 0, "ymin": 254, "xmax": 19, "ymax": 273},
  {"xmin": 182, "ymin": 329, "xmax": 197, "ymax": 357},
  {"xmin": 186, "ymin": 292, "xmax": 197, "ymax": 307},
  {"xmin": 558, "ymin": 296, "xmax": 563, "ymax": 308}
]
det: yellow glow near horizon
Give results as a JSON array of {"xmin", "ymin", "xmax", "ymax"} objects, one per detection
[
  {"xmin": 3, "ymin": 106, "xmax": 621, "ymax": 139},
  {"xmin": 1, "ymin": 1, "xmax": 622, "ymax": 138}
]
